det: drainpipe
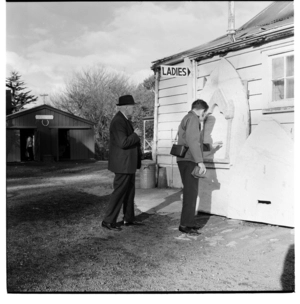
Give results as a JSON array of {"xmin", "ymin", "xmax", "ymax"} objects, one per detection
[
  {"xmin": 192, "ymin": 59, "xmax": 197, "ymax": 100},
  {"xmin": 152, "ymin": 69, "xmax": 160, "ymax": 164},
  {"xmin": 227, "ymin": 1, "xmax": 236, "ymax": 42}
]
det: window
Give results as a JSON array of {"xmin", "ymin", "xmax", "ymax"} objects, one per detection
[
  {"xmin": 271, "ymin": 54, "xmax": 294, "ymax": 101},
  {"xmin": 262, "ymin": 47, "xmax": 294, "ymax": 111}
]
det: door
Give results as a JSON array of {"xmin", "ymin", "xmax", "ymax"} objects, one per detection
[
  {"xmin": 58, "ymin": 129, "xmax": 70, "ymax": 160},
  {"xmin": 20, "ymin": 129, "xmax": 35, "ymax": 161},
  {"xmin": 34, "ymin": 129, "xmax": 40, "ymax": 161},
  {"xmin": 85, "ymin": 129, "xmax": 95, "ymax": 158},
  {"xmin": 70, "ymin": 129, "xmax": 90, "ymax": 160},
  {"xmin": 6, "ymin": 129, "xmax": 21, "ymax": 162},
  {"xmin": 50, "ymin": 128, "xmax": 58, "ymax": 161}
]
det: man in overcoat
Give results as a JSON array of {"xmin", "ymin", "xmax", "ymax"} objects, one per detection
[{"xmin": 102, "ymin": 95, "xmax": 142, "ymax": 231}]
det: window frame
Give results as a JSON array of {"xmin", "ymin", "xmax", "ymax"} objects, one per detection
[{"xmin": 262, "ymin": 47, "xmax": 294, "ymax": 112}]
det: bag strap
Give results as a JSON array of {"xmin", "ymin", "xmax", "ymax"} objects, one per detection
[
  {"xmin": 175, "ymin": 116, "xmax": 189, "ymax": 145},
  {"xmin": 171, "ymin": 129, "xmax": 178, "ymax": 144},
  {"xmin": 172, "ymin": 113, "xmax": 190, "ymax": 144},
  {"xmin": 174, "ymin": 131, "xmax": 178, "ymax": 142}
]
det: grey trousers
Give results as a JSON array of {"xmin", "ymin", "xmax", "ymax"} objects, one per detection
[{"xmin": 177, "ymin": 161, "xmax": 198, "ymax": 227}]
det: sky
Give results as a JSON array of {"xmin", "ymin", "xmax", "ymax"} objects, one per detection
[{"xmin": 6, "ymin": 1, "xmax": 274, "ymax": 107}]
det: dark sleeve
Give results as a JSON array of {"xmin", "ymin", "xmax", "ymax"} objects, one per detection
[
  {"xmin": 185, "ymin": 117, "xmax": 204, "ymax": 163},
  {"xmin": 112, "ymin": 119, "xmax": 140, "ymax": 149}
]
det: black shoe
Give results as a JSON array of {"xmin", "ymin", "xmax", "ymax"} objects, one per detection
[
  {"xmin": 122, "ymin": 220, "xmax": 144, "ymax": 226},
  {"xmin": 179, "ymin": 225, "xmax": 200, "ymax": 235},
  {"xmin": 102, "ymin": 221, "xmax": 122, "ymax": 231}
]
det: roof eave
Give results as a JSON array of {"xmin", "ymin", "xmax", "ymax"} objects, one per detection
[
  {"xmin": 151, "ymin": 25, "xmax": 293, "ymax": 70},
  {"xmin": 190, "ymin": 26, "xmax": 294, "ymax": 62}
]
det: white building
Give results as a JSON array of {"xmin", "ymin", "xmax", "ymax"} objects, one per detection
[{"xmin": 151, "ymin": 2, "xmax": 294, "ymax": 227}]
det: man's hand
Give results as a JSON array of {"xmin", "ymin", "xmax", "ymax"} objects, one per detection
[
  {"xmin": 212, "ymin": 141, "xmax": 223, "ymax": 149},
  {"xmin": 134, "ymin": 128, "xmax": 142, "ymax": 137},
  {"xmin": 197, "ymin": 162, "xmax": 206, "ymax": 175}
]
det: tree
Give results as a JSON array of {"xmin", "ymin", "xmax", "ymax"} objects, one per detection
[
  {"xmin": 131, "ymin": 74, "xmax": 155, "ymax": 125},
  {"xmin": 142, "ymin": 74, "xmax": 155, "ymax": 92},
  {"xmin": 131, "ymin": 74, "xmax": 155, "ymax": 156},
  {"xmin": 6, "ymin": 71, "xmax": 38, "ymax": 112},
  {"xmin": 50, "ymin": 65, "xmax": 137, "ymax": 159},
  {"xmin": 50, "ymin": 66, "xmax": 155, "ymax": 160}
]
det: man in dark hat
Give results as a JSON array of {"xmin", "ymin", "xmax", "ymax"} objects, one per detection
[{"xmin": 102, "ymin": 95, "xmax": 143, "ymax": 231}]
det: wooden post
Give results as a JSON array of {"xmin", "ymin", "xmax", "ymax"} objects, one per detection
[
  {"xmin": 143, "ymin": 119, "xmax": 146, "ymax": 151},
  {"xmin": 184, "ymin": 57, "xmax": 194, "ymax": 106},
  {"xmin": 36, "ymin": 120, "xmax": 52, "ymax": 161}
]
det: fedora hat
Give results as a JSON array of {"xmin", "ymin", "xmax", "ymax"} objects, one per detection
[{"xmin": 116, "ymin": 95, "xmax": 136, "ymax": 106}]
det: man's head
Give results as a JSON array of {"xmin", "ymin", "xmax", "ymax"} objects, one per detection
[
  {"xmin": 119, "ymin": 104, "xmax": 135, "ymax": 116},
  {"xmin": 191, "ymin": 99, "xmax": 209, "ymax": 121},
  {"xmin": 116, "ymin": 95, "xmax": 136, "ymax": 116}
]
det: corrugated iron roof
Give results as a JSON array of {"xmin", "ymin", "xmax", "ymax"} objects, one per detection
[
  {"xmin": 151, "ymin": 1, "xmax": 294, "ymax": 69},
  {"xmin": 238, "ymin": 1, "xmax": 294, "ymax": 30}
]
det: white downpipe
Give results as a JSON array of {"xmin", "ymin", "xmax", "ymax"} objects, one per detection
[
  {"xmin": 192, "ymin": 59, "xmax": 197, "ymax": 100},
  {"xmin": 152, "ymin": 69, "xmax": 160, "ymax": 165}
]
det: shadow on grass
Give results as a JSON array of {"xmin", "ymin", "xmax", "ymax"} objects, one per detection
[
  {"xmin": 281, "ymin": 244, "xmax": 295, "ymax": 291},
  {"xmin": 133, "ymin": 190, "xmax": 211, "ymax": 230},
  {"xmin": 6, "ymin": 189, "xmax": 175, "ymax": 292},
  {"xmin": 6, "ymin": 160, "xmax": 108, "ymax": 179},
  {"xmin": 7, "ymin": 186, "xmax": 212, "ymax": 292},
  {"xmin": 7, "ymin": 190, "xmax": 110, "ymax": 228}
]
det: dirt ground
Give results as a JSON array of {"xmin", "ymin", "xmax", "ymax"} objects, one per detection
[{"xmin": 6, "ymin": 160, "xmax": 295, "ymax": 292}]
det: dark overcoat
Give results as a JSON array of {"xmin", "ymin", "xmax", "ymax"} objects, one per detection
[{"xmin": 108, "ymin": 111, "xmax": 141, "ymax": 174}]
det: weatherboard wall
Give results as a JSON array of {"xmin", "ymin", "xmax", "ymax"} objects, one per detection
[
  {"xmin": 157, "ymin": 61, "xmax": 194, "ymax": 187},
  {"xmin": 196, "ymin": 36, "xmax": 294, "ymax": 139}
]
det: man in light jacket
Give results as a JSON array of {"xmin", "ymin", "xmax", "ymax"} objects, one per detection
[{"xmin": 177, "ymin": 99, "xmax": 209, "ymax": 235}]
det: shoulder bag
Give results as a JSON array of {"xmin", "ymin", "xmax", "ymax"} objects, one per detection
[{"xmin": 170, "ymin": 132, "xmax": 188, "ymax": 158}]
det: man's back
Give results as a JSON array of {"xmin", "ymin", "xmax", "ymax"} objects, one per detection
[{"xmin": 108, "ymin": 111, "xmax": 140, "ymax": 174}]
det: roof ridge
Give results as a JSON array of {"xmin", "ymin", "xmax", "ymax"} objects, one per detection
[{"xmin": 6, "ymin": 104, "xmax": 95, "ymax": 125}]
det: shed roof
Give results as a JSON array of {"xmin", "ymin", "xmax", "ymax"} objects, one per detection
[
  {"xmin": 6, "ymin": 104, "xmax": 95, "ymax": 126},
  {"xmin": 151, "ymin": 1, "xmax": 294, "ymax": 69}
]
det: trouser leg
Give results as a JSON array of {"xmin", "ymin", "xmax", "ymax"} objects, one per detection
[
  {"xmin": 28, "ymin": 147, "xmax": 34, "ymax": 160},
  {"xmin": 103, "ymin": 173, "xmax": 132, "ymax": 224},
  {"xmin": 122, "ymin": 173, "xmax": 136, "ymax": 222},
  {"xmin": 177, "ymin": 161, "xmax": 199, "ymax": 227}
]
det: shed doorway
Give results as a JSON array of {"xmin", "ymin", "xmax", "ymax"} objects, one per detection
[
  {"xmin": 20, "ymin": 129, "xmax": 35, "ymax": 161},
  {"xmin": 58, "ymin": 129, "xmax": 70, "ymax": 160}
]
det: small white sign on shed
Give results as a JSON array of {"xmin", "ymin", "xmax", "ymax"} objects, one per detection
[{"xmin": 35, "ymin": 115, "xmax": 54, "ymax": 120}]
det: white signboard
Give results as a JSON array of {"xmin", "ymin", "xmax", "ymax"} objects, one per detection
[
  {"xmin": 35, "ymin": 115, "xmax": 54, "ymax": 120},
  {"xmin": 161, "ymin": 65, "xmax": 191, "ymax": 78}
]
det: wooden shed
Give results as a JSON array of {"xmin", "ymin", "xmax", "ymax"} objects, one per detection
[
  {"xmin": 151, "ymin": 2, "xmax": 294, "ymax": 226},
  {"xmin": 6, "ymin": 104, "xmax": 95, "ymax": 162}
]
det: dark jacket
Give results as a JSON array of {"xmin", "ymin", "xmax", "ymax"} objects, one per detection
[
  {"xmin": 176, "ymin": 110, "xmax": 204, "ymax": 164},
  {"xmin": 108, "ymin": 111, "xmax": 141, "ymax": 174}
]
